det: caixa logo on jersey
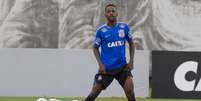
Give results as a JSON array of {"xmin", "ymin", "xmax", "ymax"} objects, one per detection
[
  {"xmin": 174, "ymin": 61, "xmax": 201, "ymax": 92},
  {"xmin": 107, "ymin": 41, "xmax": 124, "ymax": 48}
]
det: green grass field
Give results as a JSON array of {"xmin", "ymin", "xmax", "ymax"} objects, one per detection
[
  {"xmin": 1, "ymin": 88, "xmax": 199, "ymax": 101},
  {"xmin": 0, "ymin": 97, "xmax": 200, "ymax": 101}
]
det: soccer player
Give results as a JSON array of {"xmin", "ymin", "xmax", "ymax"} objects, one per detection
[{"xmin": 85, "ymin": 3, "xmax": 136, "ymax": 101}]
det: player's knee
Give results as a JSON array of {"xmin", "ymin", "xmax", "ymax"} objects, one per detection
[{"xmin": 94, "ymin": 83, "xmax": 104, "ymax": 91}]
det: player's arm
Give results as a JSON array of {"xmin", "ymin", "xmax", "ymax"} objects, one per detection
[
  {"xmin": 128, "ymin": 40, "xmax": 135, "ymax": 70},
  {"xmin": 126, "ymin": 25, "xmax": 135, "ymax": 70},
  {"xmin": 93, "ymin": 30, "xmax": 106, "ymax": 74},
  {"xmin": 93, "ymin": 47, "xmax": 106, "ymax": 74}
]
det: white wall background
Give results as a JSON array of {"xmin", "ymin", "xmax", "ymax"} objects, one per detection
[{"xmin": 0, "ymin": 49, "xmax": 149, "ymax": 97}]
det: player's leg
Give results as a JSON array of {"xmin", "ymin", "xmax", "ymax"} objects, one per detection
[
  {"xmin": 85, "ymin": 83, "xmax": 103, "ymax": 101},
  {"xmin": 115, "ymin": 70, "xmax": 136, "ymax": 101},
  {"xmin": 85, "ymin": 74, "xmax": 114, "ymax": 101},
  {"xmin": 123, "ymin": 76, "xmax": 136, "ymax": 101}
]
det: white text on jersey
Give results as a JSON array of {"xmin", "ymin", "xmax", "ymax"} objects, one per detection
[{"xmin": 107, "ymin": 41, "xmax": 124, "ymax": 48}]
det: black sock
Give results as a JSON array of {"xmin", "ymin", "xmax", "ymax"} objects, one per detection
[
  {"xmin": 128, "ymin": 99, "xmax": 136, "ymax": 101},
  {"xmin": 85, "ymin": 95, "xmax": 95, "ymax": 101}
]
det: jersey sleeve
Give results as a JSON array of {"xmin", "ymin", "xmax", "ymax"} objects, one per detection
[
  {"xmin": 125, "ymin": 24, "xmax": 133, "ymax": 43},
  {"xmin": 93, "ymin": 29, "xmax": 102, "ymax": 48}
]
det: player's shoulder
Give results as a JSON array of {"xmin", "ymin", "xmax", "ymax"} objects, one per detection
[
  {"xmin": 96, "ymin": 24, "xmax": 108, "ymax": 33},
  {"xmin": 117, "ymin": 22, "xmax": 129, "ymax": 29}
]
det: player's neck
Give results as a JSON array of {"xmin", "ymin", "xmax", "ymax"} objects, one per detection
[{"xmin": 107, "ymin": 20, "xmax": 117, "ymax": 28}]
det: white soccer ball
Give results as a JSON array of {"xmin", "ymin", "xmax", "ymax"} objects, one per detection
[
  {"xmin": 48, "ymin": 98, "xmax": 61, "ymax": 101},
  {"xmin": 36, "ymin": 98, "xmax": 48, "ymax": 101}
]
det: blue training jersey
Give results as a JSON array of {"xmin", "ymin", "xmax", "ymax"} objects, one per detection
[{"xmin": 94, "ymin": 22, "xmax": 133, "ymax": 71}]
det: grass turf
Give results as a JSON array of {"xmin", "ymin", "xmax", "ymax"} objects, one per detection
[{"xmin": 0, "ymin": 97, "xmax": 200, "ymax": 101}]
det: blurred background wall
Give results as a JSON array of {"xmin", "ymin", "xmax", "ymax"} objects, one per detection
[{"xmin": 1, "ymin": 0, "xmax": 200, "ymax": 51}]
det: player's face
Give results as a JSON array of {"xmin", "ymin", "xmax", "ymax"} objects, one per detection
[{"xmin": 105, "ymin": 6, "xmax": 118, "ymax": 22}]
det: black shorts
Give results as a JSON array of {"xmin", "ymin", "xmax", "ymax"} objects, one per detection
[{"xmin": 94, "ymin": 64, "xmax": 133, "ymax": 90}]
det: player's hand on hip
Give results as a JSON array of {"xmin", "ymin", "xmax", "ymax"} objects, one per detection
[
  {"xmin": 127, "ymin": 61, "xmax": 134, "ymax": 71},
  {"xmin": 99, "ymin": 63, "xmax": 106, "ymax": 74}
]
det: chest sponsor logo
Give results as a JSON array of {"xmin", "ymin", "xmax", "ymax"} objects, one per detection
[{"xmin": 107, "ymin": 41, "xmax": 124, "ymax": 48}]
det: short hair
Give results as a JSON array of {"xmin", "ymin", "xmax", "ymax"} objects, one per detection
[{"xmin": 105, "ymin": 3, "xmax": 117, "ymax": 11}]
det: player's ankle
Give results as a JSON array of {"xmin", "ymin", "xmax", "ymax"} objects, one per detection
[
  {"xmin": 85, "ymin": 95, "xmax": 95, "ymax": 101},
  {"xmin": 128, "ymin": 99, "xmax": 136, "ymax": 101}
]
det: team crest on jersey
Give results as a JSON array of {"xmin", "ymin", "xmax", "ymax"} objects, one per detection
[
  {"xmin": 101, "ymin": 28, "xmax": 107, "ymax": 32},
  {"xmin": 118, "ymin": 29, "xmax": 125, "ymax": 38}
]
